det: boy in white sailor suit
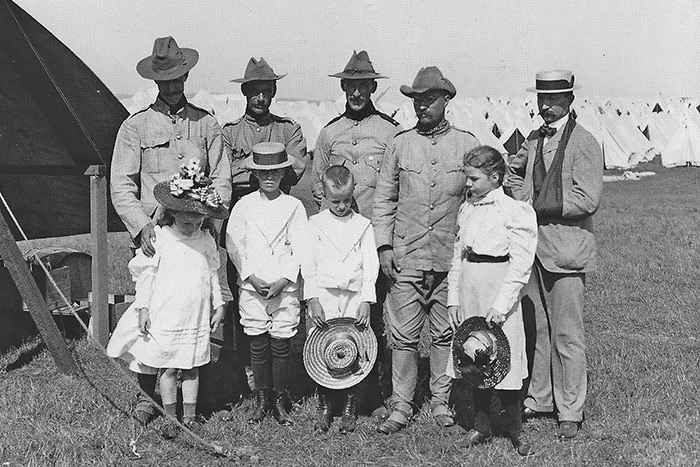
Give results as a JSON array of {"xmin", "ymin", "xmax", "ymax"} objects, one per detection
[
  {"xmin": 226, "ymin": 142, "xmax": 309, "ymax": 426},
  {"xmin": 304, "ymin": 165, "xmax": 380, "ymax": 434}
]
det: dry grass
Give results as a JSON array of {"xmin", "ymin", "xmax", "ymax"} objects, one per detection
[{"xmin": 2, "ymin": 163, "xmax": 700, "ymax": 466}]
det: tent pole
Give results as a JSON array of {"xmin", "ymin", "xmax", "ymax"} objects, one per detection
[
  {"xmin": 0, "ymin": 208, "xmax": 78, "ymax": 374},
  {"xmin": 85, "ymin": 165, "xmax": 109, "ymax": 346}
]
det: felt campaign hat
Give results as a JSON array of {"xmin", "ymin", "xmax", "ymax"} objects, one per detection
[
  {"xmin": 245, "ymin": 142, "xmax": 294, "ymax": 170},
  {"xmin": 452, "ymin": 316, "xmax": 510, "ymax": 389},
  {"xmin": 400, "ymin": 66, "xmax": 456, "ymax": 99},
  {"xmin": 230, "ymin": 57, "xmax": 287, "ymax": 83},
  {"xmin": 153, "ymin": 159, "xmax": 228, "ymax": 219},
  {"xmin": 303, "ymin": 317, "xmax": 377, "ymax": 390},
  {"xmin": 329, "ymin": 50, "xmax": 387, "ymax": 80},
  {"xmin": 526, "ymin": 69, "xmax": 582, "ymax": 93},
  {"xmin": 137, "ymin": 36, "xmax": 199, "ymax": 81}
]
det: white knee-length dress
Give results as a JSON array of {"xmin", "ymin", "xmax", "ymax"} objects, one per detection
[
  {"xmin": 446, "ymin": 187, "xmax": 537, "ymax": 390},
  {"xmin": 106, "ymin": 225, "xmax": 223, "ymax": 371}
]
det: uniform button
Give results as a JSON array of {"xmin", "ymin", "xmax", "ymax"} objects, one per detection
[
  {"xmin": 352, "ymin": 159, "xmax": 358, "ymax": 165},
  {"xmin": 429, "ymin": 204, "xmax": 434, "ymax": 210},
  {"xmin": 176, "ymin": 134, "xmax": 182, "ymax": 140},
  {"xmin": 431, "ymin": 160, "xmax": 437, "ymax": 165},
  {"xmin": 431, "ymin": 139, "xmax": 437, "ymax": 145},
  {"xmin": 368, "ymin": 156, "xmax": 374, "ymax": 161},
  {"xmin": 428, "ymin": 226, "xmax": 433, "ymax": 231},
  {"xmin": 431, "ymin": 182, "xmax": 436, "ymax": 187},
  {"xmin": 352, "ymin": 141, "xmax": 357, "ymax": 145},
  {"xmin": 177, "ymin": 154, "xmax": 184, "ymax": 159},
  {"xmin": 354, "ymin": 121, "xmax": 359, "ymax": 126},
  {"xmin": 256, "ymin": 127, "xmax": 261, "ymax": 132}
]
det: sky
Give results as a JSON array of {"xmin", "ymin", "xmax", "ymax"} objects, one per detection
[{"xmin": 13, "ymin": 0, "xmax": 700, "ymax": 105}]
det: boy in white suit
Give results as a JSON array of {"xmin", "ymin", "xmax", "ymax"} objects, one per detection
[
  {"xmin": 305, "ymin": 165, "xmax": 380, "ymax": 434},
  {"xmin": 226, "ymin": 142, "xmax": 309, "ymax": 426}
]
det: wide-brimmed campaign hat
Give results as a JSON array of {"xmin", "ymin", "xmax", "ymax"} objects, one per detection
[
  {"xmin": 137, "ymin": 36, "xmax": 198, "ymax": 81},
  {"xmin": 245, "ymin": 142, "xmax": 293, "ymax": 170},
  {"xmin": 329, "ymin": 50, "xmax": 387, "ymax": 80},
  {"xmin": 400, "ymin": 66, "xmax": 456, "ymax": 99},
  {"xmin": 153, "ymin": 159, "xmax": 228, "ymax": 219},
  {"xmin": 526, "ymin": 69, "xmax": 582, "ymax": 94},
  {"xmin": 303, "ymin": 317, "xmax": 377, "ymax": 390},
  {"xmin": 230, "ymin": 57, "xmax": 287, "ymax": 83},
  {"xmin": 452, "ymin": 316, "xmax": 510, "ymax": 389}
]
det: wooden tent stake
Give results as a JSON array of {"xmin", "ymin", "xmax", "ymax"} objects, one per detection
[
  {"xmin": 85, "ymin": 165, "xmax": 108, "ymax": 346},
  {"xmin": 0, "ymin": 208, "xmax": 78, "ymax": 374}
]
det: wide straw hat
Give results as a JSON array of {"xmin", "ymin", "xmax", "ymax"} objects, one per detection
[
  {"xmin": 400, "ymin": 66, "xmax": 456, "ymax": 99},
  {"xmin": 303, "ymin": 317, "xmax": 378, "ymax": 390},
  {"xmin": 245, "ymin": 142, "xmax": 293, "ymax": 170},
  {"xmin": 329, "ymin": 50, "xmax": 387, "ymax": 80},
  {"xmin": 136, "ymin": 36, "xmax": 198, "ymax": 81},
  {"xmin": 452, "ymin": 316, "xmax": 510, "ymax": 389},
  {"xmin": 526, "ymin": 69, "xmax": 582, "ymax": 93},
  {"xmin": 153, "ymin": 159, "xmax": 228, "ymax": 219},
  {"xmin": 230, "ymin": 57, "xmax": 287, "ymax": 83}
]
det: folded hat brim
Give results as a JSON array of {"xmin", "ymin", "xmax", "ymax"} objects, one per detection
[
  {"xmin": 230, "ymin": 73, "xmax": 287, "ymax": 83},
  {"xmin": 526, "ymin": 84, "xmax": 582, "ymax": 93},
  {"xmin": 400, "ymin": 84, "xmax": 456, "ymax": 99},
  {"xmin": 136, "ymin": 48, "xmax": 199, "ymax": 81},
  {"xmin": 303, "ymin": 317, "xmax": 378, "ymax": 390},
  {"xmin": 153, "ymin": 182, "xmax": 228, "ymax": 219},
  {"xmin": 329, "ymin": 71, "xmax": 387, "ymax": 80}
]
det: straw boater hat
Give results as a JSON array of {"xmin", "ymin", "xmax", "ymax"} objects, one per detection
[
  {"xmin": 400, "ymin": 66, "xmax": 456, "ymax": 99},
  {"xmin": 452, "ymin": 316, "xmax": 510, "ymax": 389},
  {"xmin": 230, "ymin": 57, "xmax": 287, "ymax": 83},
  {"xmin": 136, "ymin": 36, "xmax": 198, "ymax": 81},
  {"xmin": 526, "ymin": 69, "xmax": 582, "ymax": 94},
  {"xmin": 245, "ymin": 142, "xmax": 293, "ymax": 171},
  {"xmin": 303, "ymin": 318, "xmax": 378, "ymax": 390},
  {"xmin": 153, "ymin": 159, "xmax": 228, "ymax": 219},
  {"xmin": 329, "ymin": 50, "xmax": 387, "ymax": 80}
]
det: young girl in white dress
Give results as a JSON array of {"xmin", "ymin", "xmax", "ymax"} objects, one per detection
[
  {"xmin": 107, "ymin": 160, "xmax": 228, "ymax": 439},
  {"xmin": 446, "ymin": 145, "xmax": 538, "ymax": 456}
]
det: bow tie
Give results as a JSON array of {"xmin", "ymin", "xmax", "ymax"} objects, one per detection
[{"xmin": 539, "ymin": 125, "xmax": 557, "ymax": 138}]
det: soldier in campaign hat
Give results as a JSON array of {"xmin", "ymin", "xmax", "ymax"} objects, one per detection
[
  {"xmin": 312, "ymin": 50, "xmax": 401, "ymax": 415},
  {"xmin": 110, "ymin": 36, "xmax": 231, "ymax": 425},
  {"xmin": 372, "ymin": 66, "xmax": 480, "ymax": 434},
  {"xmin": 221, "ymin": 57, "xmax": 309, "ymax": 397}
]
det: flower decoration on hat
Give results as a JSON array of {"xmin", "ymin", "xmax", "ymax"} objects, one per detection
[{"xmin": 168, "ymin": 159, "xmax": 222, "ymax": 208}]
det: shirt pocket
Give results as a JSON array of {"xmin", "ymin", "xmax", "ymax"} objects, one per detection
[
  {"xmin": 361, "ymin": 153, "xmax": 383, "ymax": 188},
  {"xmin": 444, "ymin": 162, "xmax": 466, "ymax": 197},
  {"xmin": 398, "ymin": 158, "xmax": 423, "ymax": 198},
  {"xmin": 140, "ymin": 136, "xmax": 170, "ymax": 173}
]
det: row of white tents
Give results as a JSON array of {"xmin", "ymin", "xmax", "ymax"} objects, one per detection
[{"xmin": 120, "ymin": 88, "xmax": 700, "ymax": 170}]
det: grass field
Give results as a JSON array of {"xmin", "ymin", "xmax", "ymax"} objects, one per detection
[{"xmin": 2, "ymin": 164, "xmax": 700, "ymax": 466}]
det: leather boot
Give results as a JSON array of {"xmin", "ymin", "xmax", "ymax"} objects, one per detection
[
  {"xmin": 338, "ymin": 389, "xmax": 358, "ymax": 434},
  {"xmin": 273, "ymin": 391, "xmax": 294, "ymax": 426},
  {"xmin": 248, "ymin": 389, "xmax": 269, "ymax": 424},
  {"xmin": 314, "ymin": 392, "xmax": 334, "ymax": 433}
]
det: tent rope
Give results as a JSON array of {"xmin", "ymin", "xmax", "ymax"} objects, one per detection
[{"xmin": 0, "ymin": 190, "xmax": 229, "ymax": 458}]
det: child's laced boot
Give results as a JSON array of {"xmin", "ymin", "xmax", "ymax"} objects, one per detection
[
  {"xmin": 249, "ymin": 389, "xmax": 270, "ymax": 424},
  {"xmin": 272, "ymin": 390, "xmax": 294, "ymax": 426},
  {"xmin": 314, "ymin": 391, "xmax": 333, "ymax": 433},
  {"xmin": 338, "ymin": 389, "xmax": 358, "ymax": 434}
]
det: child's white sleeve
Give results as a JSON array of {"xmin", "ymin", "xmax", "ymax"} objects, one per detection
[
  {"xmin": 206, "ymin": 238, "xmax": 225, "ymax": 309},
  {"xmin": 302, "ymin": 220, "xmax": 320, "ymax": 299},
  {"xmin": 225, "ymin": 202, "xmax": 250, "ymax": 280},
  {"xmin": 360, "ymin": 224, "xmax": 379, "ymax": 304},
  {"xmin": 283, "ymin": 203, "xmax": 309, "ymax": 283},
  {"xmin": 129, "ymin": 249, "xmax": 159, "ymax": 309}
]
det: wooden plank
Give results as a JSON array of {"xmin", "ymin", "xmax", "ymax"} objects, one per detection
[
  {"xmin": 0, "ymin": 208, "xmax": 78, "ymax": 374},
  {"xmin": 89, "ymin": 168, "xmax": 109, "ymax": 346}
]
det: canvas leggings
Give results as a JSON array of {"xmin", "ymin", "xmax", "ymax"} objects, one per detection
[
  {"xmin": 523, "ymin": 259, "xmax": 587, "ymax": 423},
  {"xmin": 386, "ymin": 269, "xmax": 453, "ymax": 422}
]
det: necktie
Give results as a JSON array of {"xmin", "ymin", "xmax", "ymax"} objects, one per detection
[{"xmin": 533, "ymin": 125, "xmax": 555, "ymax": 199}]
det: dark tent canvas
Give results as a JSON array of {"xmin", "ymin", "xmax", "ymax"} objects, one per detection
[
  {"xmin": 0, "ymin": 0, "xmax": 127, "ymax": 240},
  {"xmin": 502, "ymin": 128, "xmax": 525, "ymax": 155}
]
